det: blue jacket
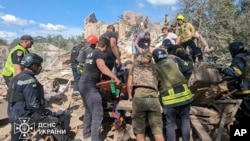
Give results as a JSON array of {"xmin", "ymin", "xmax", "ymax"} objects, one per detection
[
  {"xmin": 7, "ymin": 70, "xmax": 46, "ymax": 123},
  {"xmin": 223, "ymin": 51, "xmax": 250, "ymax": 93}
]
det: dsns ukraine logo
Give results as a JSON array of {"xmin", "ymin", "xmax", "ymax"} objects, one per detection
[{"xmin": 14, "ymin": 117, "xmax": 35, "ymax": 139}]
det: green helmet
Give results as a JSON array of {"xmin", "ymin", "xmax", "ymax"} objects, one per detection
[{"xmin": 177, "ymin": 14, "xmax": 185, "ymax": 21}]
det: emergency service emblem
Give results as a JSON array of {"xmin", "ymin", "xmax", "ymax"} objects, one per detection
[
  {"xmin": 17, "ymin": 51, "xmax": 23, "ymax": 56},
  {"xmin": 14, "ymin": 117, "xmax": 35, "ymax": 139}
]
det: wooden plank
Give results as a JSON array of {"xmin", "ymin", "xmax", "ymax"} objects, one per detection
[
  {"xmin": 215, "ymin": 109, "xmax": 227, "ymax": 141},
  {"xmin": 190, "ymin": 106, "xmax": 219, "ymax": 117},
  {"xmin": 190, "ymin": 115, "xmax": 212, "ymax": 141}
]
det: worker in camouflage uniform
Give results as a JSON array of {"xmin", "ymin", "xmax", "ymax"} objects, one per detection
[{"xmin": 127, "ymin": 51, "xmax": 164, "ymax": 141}]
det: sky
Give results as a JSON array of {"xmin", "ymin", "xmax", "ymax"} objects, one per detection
[{"xmin": 0, "ymin": 0, "xmax": 178, "ymax": 43}]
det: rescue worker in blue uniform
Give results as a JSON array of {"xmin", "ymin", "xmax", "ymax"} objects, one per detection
[
  {"xmin": 161, "ymin": 38, "xmax": 193, "ymax": 63},
  {"xmin": 152, "ymin": 48, "xmax": 193, "ymax": 141},
  {"xmin": 7, "ymin": 53, "xmax": 78, "ymax": 141},
  {"xmin": 70, "ymin": 40, "xmax": 85, "ymax": 95},
  {"xmin": 219, "ymin": 41, "xmax": 250, "ymax": 124}
]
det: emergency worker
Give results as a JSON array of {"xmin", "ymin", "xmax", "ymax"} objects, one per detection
[
  {"xmin": 175, "ymin": 14, "xmax": 200, "ymax": 62},
  {"xmin": 7, "ymin": 53, "xmax": 77, "ymax": 141},
  {"xmin": 127, "ymin": 52, "xmax": 164, "ymax": 141},
  {"xmin": 219, "ymin": 41, "xmax": 250, "ymax": 124},
  {"xmin": 76, "ymin": 35, "xmax": 98, "ymax": 74},
  {"xmin": 2, "ymin": 35, "xmax": 33, "ymax": 87},
  {"xmin": 131, "ymin": 31, "xmax": 151, "ymax": 62},
  {"xmin": 100, "ymin": 25, "xmax": 121, "ymax": 77},
  {"xmin": 78, "ymin": 37, "xmax": 121, "ymax": 141},
  {"xmin": 152, "ymin": 48, "xmax": 193, "ymax": 141},
  {"xmin": 162, "ymin": 39, "xmax": 193, "ymax": 63},
  {"xmin": 70, "ymin": 39, "xmax": 85, "ymax": 95}
]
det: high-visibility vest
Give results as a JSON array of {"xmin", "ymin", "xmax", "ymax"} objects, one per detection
[
  {"xmin": 160, "ymin": 84, "xmax": 193, "ymax": 107},
  {"xmin": 2, "ymin": 45, "xmax": 29, "ymax": 77},
  {"xmin": 156, "ymin": 58, "xmax": 193, "ymax": 107}
]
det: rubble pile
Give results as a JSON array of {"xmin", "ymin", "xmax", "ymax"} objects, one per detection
[{"xmin": 0, "ymin": 11, "xmax": 241, "ymax": 141}]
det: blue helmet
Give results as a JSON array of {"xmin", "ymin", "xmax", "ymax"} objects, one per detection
[
  {"xmin": 152, "ymin": 48, "xmax": 168, "ymax": 63},
  {"xmin": 21, "ymin": 53, "xmax": 43, "ymax": 67},
  {"xmin": 228, "ymin": 41, "xmax": 244, "ymax": 57},
  {"xmin": 162, "ymin": 39, "xmax": 172, "ymax": 47}
]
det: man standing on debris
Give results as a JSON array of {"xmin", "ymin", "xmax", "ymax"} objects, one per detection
[
  {"xmin": 152, "ymin": 48, "xmax": 193, "ymax": 141},
  {"xmin": 161, "ymin": 27, "xmax": 179, "ymax": 45},
  {"xmin": 78, "ymin": 37, "xmax": 121, "ymax": 141},
  {"xmin": 2, "ymin": 35, "xmax": 33, "ymax": 87},
  {"xmin": 7, "ymin": 53, "xmax": 78, "ymax": 141},
  {"xmin": 219, "ymin": 41, "xmax": 250, "ymax": 124},
  {"xmin": 127, "ymin": 52, "xmax": 165, "ymax": 141},
  {"xmin": 76, "ymin": 35, "xmax": 98, "ymax": 74},
  {"xmin": 175, "ymin": 14, "xmax": 200, "ymax": 62},
  {"xmin": 70, "ymin": 39, "xmax": 86, "ymax": 95},
  {"xmin": 131, "ymin": 31, "xmax": 151, "ymax": 62},
  {"xmin": 100, "ymin": 25, "xmax": 121, "ymax": 77}
]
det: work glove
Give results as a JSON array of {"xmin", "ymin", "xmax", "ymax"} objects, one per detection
[
  {"xmin": 77, "ymin": 64, "xmax": 84, "ymax": 74},
  {"xmin": 50, "ymin": 110, "xmax": 65, "ymax": 118},
  {"xmin": 43, "ymin": 109, "xmax": 52, "ymax": 116}
]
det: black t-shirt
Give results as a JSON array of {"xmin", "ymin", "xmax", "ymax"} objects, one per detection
[
  {"xmin": 100, "ymin": 31, "xmax": 118, "ymax": 60},
  {"xmin": 80, "ymin": 48, "xmax": 106, "ymax": 84},
  {"xmin": 12, "ymin": 49, "xmax": 29, "ymax": 64}
]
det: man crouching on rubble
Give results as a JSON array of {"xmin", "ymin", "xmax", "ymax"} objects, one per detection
[
  {"xmin": 127, "ymin": 51, "xmax": 165, "ymax": 141},
  {"xmin": 219, "ymin": 41, "xmax": 250, "ymax": 124},
  {"xmin": 7, "ymin": 53, "xmax": 78, "ymax": 141},
  {"xmin": 78, "ymin": 37, "xmax": 121, "ymax": 141}
]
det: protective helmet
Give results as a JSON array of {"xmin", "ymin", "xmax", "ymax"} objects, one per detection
[
  {"xmin": 177, "ymin": 14, "xmax": 185, "ymax": 21},
  {"xmin": 86, "ymin": 35, "xmax": 98, "ymax": 44},
  {"xmin": 228, "ymin": 41, "xmax": 244, "ymax": 57},
  {"xmin": 162, "ymin": 39, "xmax": 173, "ymax": 47},
  {"xmin": 21, "ymin": 53, "xmax": 43, "ymax": 67},
  {"xmin": 152, "ymin": 48, "xmax": 168, "ymax": 63}
]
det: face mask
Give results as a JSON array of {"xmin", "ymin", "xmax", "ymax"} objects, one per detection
[{"xmin": 34, "ymin": 65, "xmax": 42, "ymax": 75}]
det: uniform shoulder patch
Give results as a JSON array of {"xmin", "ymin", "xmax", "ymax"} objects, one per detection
[
  {"xmin": 17, "ymin": 50, "xmax": 23, "ymax": 56},
  {"xmin": 32, "ymin": 83, "xmax": 37, "ymax": 87}
]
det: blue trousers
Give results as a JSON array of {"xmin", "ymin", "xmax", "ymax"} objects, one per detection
[
  {"xmin": 71, "ymin": 65, "xmax": 81, "ymax": 91},
  {"xmin": 163, "ymin": 104, "xmax": 191, "ymax": 141},
  {"xmin": 79, "ymin": 83, "xmax": 103, "ymax": 141}
]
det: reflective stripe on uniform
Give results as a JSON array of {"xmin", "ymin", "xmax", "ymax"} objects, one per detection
[
  {"xmin": 236, "ymin": 90, "xmax": 250, "ymax": 95},
  {"xmin": 17, "ymin": 79, "xmax": 36, "ymax": 85},
  {"xmin": 233, "ymin": 67, "xmax": 243, "ymax": 76},
  {"xmin": 161, "ymin": 84, "xmax": 193, "ymax": 106}
]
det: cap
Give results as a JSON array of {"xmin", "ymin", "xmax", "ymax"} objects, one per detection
[
  {"xmin": 20, "ymin": 35, "xmax": 33, "ymax": 42},
  {"xmin": 107, "ymin": 25, "xmax": 115, "ymax": 32},
  {"xmin": 142, "ymin": 52, "xmax": 152, "ymax": 60}
]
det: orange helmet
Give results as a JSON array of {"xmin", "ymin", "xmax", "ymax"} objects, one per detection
[{"xmin": 86, "ymin": 35, "xmax": 98, "ymax": 44}]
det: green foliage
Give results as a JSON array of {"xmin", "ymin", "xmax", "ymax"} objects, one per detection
[
  {"xmin": 178, "ymin": 0, "xmax": 250, "ymax": 52},
  {"xmin": 9, "ymin": 34, "xmax": 84, "ymax": 52},
  {"xmin": 0, "ymin": 38, "xmax": 8, "ymax": 45}
]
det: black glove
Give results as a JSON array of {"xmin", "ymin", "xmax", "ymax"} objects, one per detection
[
  {"xmin": 217, "ymin": 67, "xmax": 224, "ymax": 74},
  {"xmin": 51, "ymin": 110, "xmax": 65, "ymax": 118},
  {"xmin": 216, "ymin": 66, "xmax": 225, "ymax": 74},
  {"xmin": 43, "ymin": 109, "xmax": 52, "ymax": 116}
]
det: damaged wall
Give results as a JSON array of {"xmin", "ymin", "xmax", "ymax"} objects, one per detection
[{"xmin": 84, "ymin": 11, "xmax": 143, "ymax": 39}]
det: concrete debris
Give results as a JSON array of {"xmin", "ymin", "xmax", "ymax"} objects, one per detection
[{"xmin": 0, "ymin": 11, "xmax": 242, "ymax": 141}]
